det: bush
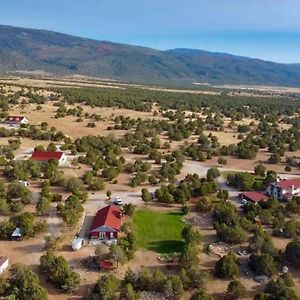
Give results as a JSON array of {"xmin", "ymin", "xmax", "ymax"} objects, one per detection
[
  {"xmin": 285, "ymin": 239, "xmax": 300, "ymax": 267},
  {"xmin": 226, "ymin": 280, "xmax": 246, "ymax": 300},
  {"xmin": 190, "ymin": 289, "xmax": 215, "ymax": 300},
  {"xmin": 249, "ymin": 253, "xmax": 277, "ymax": 276},
  {"xmin": 197, "ymin": 196, "xmax": 214, "ymax": 212},
  {"xmin": 123, "ymin": 203, "xmax": 136, "ymax": 217},
  {"xmin": 206, "ymin": 168, "xmax": 220, "ymax": 181},
  {"xmin": 215, "ymin": 223, "xmax": 248, "ymax": 244},
  {"xmin": 215, "ymin": 252, "xmax": 239, "ymax": 279},
  {"xmin": 40, "ymin": 251, "xmax": 80, "ymax": 292}
]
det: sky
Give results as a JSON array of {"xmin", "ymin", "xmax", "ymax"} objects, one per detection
[{"xmin": 0, "ymin": 0, "xmax": 300, "ymax": 63}]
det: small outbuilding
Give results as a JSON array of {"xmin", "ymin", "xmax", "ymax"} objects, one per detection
[
  {"xmin": 11, "ymin": 228, "xmax": 22, "ymax": 241},
  {"xmin": 0, "ymin": 257, "xmax": 9, "ymax": 274},
  {"xmin": 71, "ymin": 238, "xmax": 85, "ymax": 251}
]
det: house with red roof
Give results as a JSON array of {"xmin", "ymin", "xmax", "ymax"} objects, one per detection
[
  {"xmin": 89, "ymin": 205, "xmax": 122, "ymax": 241},
  {"xmin": 267, "ymin": 178, "xmax": 300, "ymax": 201},
  {"xmin": 30, "ymin": 151, "xmax": 67, "ymax": 166},
  {"xmin": 240, "ymin": 191, "xmax": 268, "ymax": 204},
  {"xmin": 5, "ymin": 116, "xmax": 28, "ymax": 126}
]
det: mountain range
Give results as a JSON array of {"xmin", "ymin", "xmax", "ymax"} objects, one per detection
[{"xmin": 0, "ymin": 24, "xmax": 300, "ymax": 87}]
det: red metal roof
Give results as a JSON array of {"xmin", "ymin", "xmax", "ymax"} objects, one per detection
[
  {"xmin": 31, "ymin": 151, "xmax": 63, "ymax": 161},
  {"xmin": 242, "ymin": 191, "xmax": 268, "ymax": 203},
  {"xmin": 90, "ymin": 205, "xmax": 122, "ymax": 233},
  {"xmin": 6, "ymin": 116, "xmax": 26, "ymax": 122},
  {"xmin": 99, "ymin": 260, "xmax": 114, "ymax": 270},
  {"xmin": 277, "ymin": 178, "xmax": 300, "ymax": 189}
]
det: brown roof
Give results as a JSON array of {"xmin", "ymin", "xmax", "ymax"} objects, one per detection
[
  {"xmin": 242, "ymin": 191, "xmax": 268, "ymax": 203},
  {"xmin": 90, "ymin": 205, "xmax": 122, "ymax": 233}
]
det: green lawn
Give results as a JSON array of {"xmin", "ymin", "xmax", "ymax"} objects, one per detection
[{"xmin": 133, "ymin": 208, "xmax": 185, "ymax": 254}]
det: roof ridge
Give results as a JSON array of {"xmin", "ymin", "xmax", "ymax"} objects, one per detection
[{"xmin": 103, "ymin": 205, "xmax": 112, "ymax": 225}]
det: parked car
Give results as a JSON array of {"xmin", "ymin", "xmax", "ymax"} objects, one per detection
[
  {"xmin": 113, "ymin": 197, "xmax": 123, "ymax": 206},
  {"xmin": 254, "ymin": 275, "xmax": 269, "ymax": 284},
  {"xmin": 240, "ymin": 198, "xmax": 248, "ymax": 205}
]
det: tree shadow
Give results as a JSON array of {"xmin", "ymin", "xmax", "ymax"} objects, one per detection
[{"xmin": 147, "ymin": 240, "xmax": 184, "ymax": 254}]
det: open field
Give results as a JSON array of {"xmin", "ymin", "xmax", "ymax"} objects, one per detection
[{"xmin": 133, "ymin": 209, "xmax": 185, "ymax": 253}]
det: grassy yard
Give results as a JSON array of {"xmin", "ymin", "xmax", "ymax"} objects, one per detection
[{"xmin": 133, "ymin": 208, "xmax": 185, "ymax": 254}]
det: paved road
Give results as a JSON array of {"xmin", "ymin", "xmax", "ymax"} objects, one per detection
[{"xmin": 216, "ymin": 176, "xmax": 242, "ymax": 208}]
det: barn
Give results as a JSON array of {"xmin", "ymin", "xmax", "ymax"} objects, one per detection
[
  {"xmin": 30, "ymin": 151, "xmax": 67, "ymax": 166},
  {"xmin": 89, "ymin": 205, "xmax": 122, "ymax": 242}
]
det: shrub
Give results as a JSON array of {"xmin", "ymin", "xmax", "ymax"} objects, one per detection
[{"xmin": 215, "ymin": 252, "xmax": 239, "ymax": 279}]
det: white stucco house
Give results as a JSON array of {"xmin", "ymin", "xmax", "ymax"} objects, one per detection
[{"xmin": 266, "ymin": 178, "xmax": 300, "ymax": 201}]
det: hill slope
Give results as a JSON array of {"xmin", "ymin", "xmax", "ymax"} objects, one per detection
[{"xmin": 0, "ymin": 24, "xmax": 300, "ymax": 86}]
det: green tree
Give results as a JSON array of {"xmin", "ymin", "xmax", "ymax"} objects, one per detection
[
  {"xmin": 164, "ymin": 275, "xmax": 183, "ymax": 300},
  {"xmin": 57, "ymin": 195, "xmax": 83, "ymax": 227},
  {"xmin": 286, "ymin": 239, "xmax": 300, "ymax": 267},
  {"xmin": 218, "ymin": 157, "xmax": 227, "ymax": 166},
  {"xmin": 249, "ymin": 254, "xmax": 277, "ymax": 276},
  {"xmin": 106, "ymin": 190, "xmax": 112, "ymax": 199},
  {"xmin": 121, "ymin": 283, "xmax": 139, "ymax": 300},
  {"xmin": 40, "ymin": 252, "xmax": 80, "ymax": 292},
  {"xmin": 197, "ymin": 196, "xmax": 214, "ymax": 212},
  {"xmin": 36, "ymin": 196, "xmax": 51, "ymax": 215},
  {"xmin": 123, "ymin": 203, "xmax": 136, "ymax": 217},
  {"xmin": 109, "ymin": 244, "xmax": 127, "ymax": 267},
  {"xmin": 7, "ymin": 263, "xmax": 48, "ymax": 300},
  {"xmin": 180, "ymin": 243, "xmax": 199, "ymax": 270},
  {"xmin": 46, "ymin": 143, "xmax": 57, "ymax": 152},
  {"xmin": 90, "ymin": 275, "xmax": 120, "ymax": 300},
  {"xmin": 141, "ymin": 188, "xmax": 152, "ymax": 205},
  {"xmin": 226, "ymin": 280, "xmax": 246, "ymax": 300},
  {"xmin": 254, "ymin": 164, "xmax": 266, "ymax": 177},
  {"xmin": 190, "ymin": 289, "xmax": 215, "ymax": 300},
  {"xmin": 206, "ymin": 168, "xmax": 220, "ymax": 181},
  {"xmin": 182, "ymin": 225, "xmax": 202, "ymax": 244},
  {"xmin": 215, "ymin": 252, "xmax": 239, "ymax": 279}
]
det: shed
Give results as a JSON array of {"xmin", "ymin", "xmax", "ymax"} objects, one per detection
[
  {"xmin": 72, "ymin": 238, "xmax": 84, "ymax": 251},
  {"xmin": 0, "ymin": 257, "xmax": 9, "ymax": 274},
  {"xmin": 11, "ymin": 228, "xmax": 22, "ymax": 240}
]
